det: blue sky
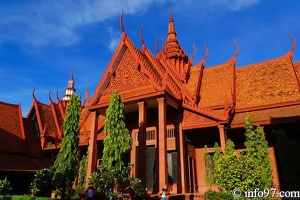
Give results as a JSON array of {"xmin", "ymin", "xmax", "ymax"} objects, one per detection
[{"xmin": 0, "ymin": 0, "xmax": 299, "ymax": 116}]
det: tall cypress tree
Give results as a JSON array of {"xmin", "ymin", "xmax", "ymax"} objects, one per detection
[
  {"xmin": 102, "ymin": 90, "xmax": 132, "ymax": 178},
  {"xmin": 53, "ymin": 94, "xmax": 81, "ymax": 199}
]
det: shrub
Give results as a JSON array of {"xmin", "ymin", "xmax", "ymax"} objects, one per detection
[
  {"xmin": 129, "ymin": 178, "xmax": 146, "ymax": 198},
  {"xmin": 205, "ymin": 189, "xmax": 234, "ymax": 200},
  {"xmin": 0, "ymin": 196, "xmax": 11, "ymax": 200},
  {"xmin": 0, "ymin": 178, "xmax": 12, "ymax": 195},
  {"xmin": 11, "ymin": 195, "xmax": 35, "ymax": 200},
  {"xmin": 30, "ymin": 167, "xmax": 55, "ymax": 197}
]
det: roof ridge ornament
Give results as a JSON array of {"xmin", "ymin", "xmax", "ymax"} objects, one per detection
[
  {"xmin": 140, "ymin": 25, "xmax": 144, "ymax": 45},
  {"xmin": 229, "ymin": 40, "xmax": 239, "ymax": 65},
  {"xmin": 140, "ymin": 25, "xmax": 146, "ymax": 52},
  {"xmin": 56, "ymin": 90, "xmax": 61, "ymax": 101},
  {"xmin": 196, "ymin": 43, "xmax": 208, "ymax": 67},
  {"xmin": 286, "ymin": 32, "xmax": 296, "ymax": 60},
  {"xmin": 48, "ymin": 90, "xmax": 53, "ymax": 103},
  {"xmin": 155, "ymin": 35, "xmax": 159, "ymax": 53},
  {"xmin": 120, "ymin": 10, "xmax": 125, "ymax": 33},
  {"xmin": 188, "ymin": 43, "xmax": 197, "ymax": 65},
  {"xmin": 32, "ymin": 87, "xmax": 36, "ymax": 100}
]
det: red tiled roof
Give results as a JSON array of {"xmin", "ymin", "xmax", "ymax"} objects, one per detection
[
  {"xmin": 36, "ymin": 101, "xmax": 59, "ymax": 139},
  {"xmin": 198, "ymin": 63, "xmax": 234, "ymax": 107},
  {"xmin": 0, "ymin": 102, "xmax": 25, "ymax": 153},
  {"xmin": 232, "ymin": 104, "xmax": 300, "ymax": 127},
  {"xmin": 236, "ymin": 57, "xmax": 300, "ymax": 109}
]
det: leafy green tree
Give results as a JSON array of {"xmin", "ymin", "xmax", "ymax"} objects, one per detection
[
  {"xmin": 206, "ymin": 116, "xmax": 273, "ymax": 193},
  {"xmin": 53, "ymin": 93, "xmax": 81, "ymax": 199},
  {"xmin": 89, "ymin": 90, "xmax": 134, "ymax": 196},
  {"xmin": 243, "ymin": 116, "xmax": 272, "ymax": 190},
  {"xmin": 102, "ymin": 90, "xmax": 132, "ymax": 177},
  {"xmin": 78, "ymin": 151, "xmax": 88, "ymax": 187}
]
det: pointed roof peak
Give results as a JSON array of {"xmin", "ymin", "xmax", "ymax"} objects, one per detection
[
  {"xmin": 170, "ymin": 8, "xmax": 174, "ymax": 21},
  {"xmin": 63, "ymin": 68, "xmax": 76, "ymax": 101},
  {"xmin": 166, "ymin": 8, "xmax": 177, "ymax": 46}
]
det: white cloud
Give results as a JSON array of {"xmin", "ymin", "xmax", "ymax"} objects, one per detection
[
  {"xmin": 107, "ymin": 27, "xmax": 122, "ymax": 51},
  {"xmin": 0, "ymin": 0, "xmax": 166, "ymax": 47},
  {"xmin": 220, "ymin": 0, "xmax": 260, "ymax": 11}
]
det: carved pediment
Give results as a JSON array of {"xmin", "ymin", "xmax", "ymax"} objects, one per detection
[{"xmin": 103, "ymin": 49, "xmax": 152, "ymax": 95}]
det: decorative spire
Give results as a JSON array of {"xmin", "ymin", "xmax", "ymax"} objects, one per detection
[
  {"xmin": 166, "ymin": 8, "xmax": 178, "ymax": 47},
  {"xmin": 159, "ymin": 8, "xmax": 188, "ymax": 75},
  {"xmin": 62, "ymin": 68, "xmax": 76, "ymax": 101}
]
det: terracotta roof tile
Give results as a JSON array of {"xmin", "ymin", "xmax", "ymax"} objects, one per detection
[
  {"xmin": 186, "ymin": 66, "xmax": 201, "ymax": 95},
  {"xmin": 232, "ymin": 104, "xmax": 300, "ymax": 126},
  {"xmin": 36, "ymin": 101, "xmax": 58, "ymax": 139},
  {"xmin": 236, "ymin": 58, "xmax": 300, "ymax": 109},
  {"xmin": 198, "ymin": 63, "xmax": 234, "ymax": 107},
  {"xmin": 53, "ymin": 103, "xmax": 64, "ymax": 129},
  {"xmin": 0, "ymin": 102, "xmax": 25, "ymax": 153}
]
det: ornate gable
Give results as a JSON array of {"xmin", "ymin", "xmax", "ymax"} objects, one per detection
[{"xmin": 103, "ymin": 48, "xmax": 152, "ymax": 95}]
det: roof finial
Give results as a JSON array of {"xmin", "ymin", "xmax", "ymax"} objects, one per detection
[
  {"xmin": 234, "ymin": 40, "xmax": 240, "ymax": 57},
  {"xmin": 203, "ymin": 43, "xmax": 209, "ymax": 61},
  {"xmin": 85, "ymin": 86, "xmax": 91, "ymax": 104},
  {"xmin": 71, "ymin": 67, "xmax": 74, "ymax": 80},
  {"xmin": 32, "ymin": 87, "xmax": 36, "ymax": 100},
  {"xmin": 289, "ymin": 32, "xmax": 296, "ymax": 53},
  {"xmin": 140, "ymin": 25, "xmax": 144, "ymax": 45},
  {"xmin": 120, "ymin": 10, "xmax": 125, "ymax": 33},
  {"xmin": 56, "ymin": 90, "xmax": 60, "ymax": 101},
  {"xmin": 166, "ymin": 7, "xmax": 177, "ymax": 46},
  {"xmin": 229, "ymin": 40, "xmax": 239, "ymax": 65},
  {"xmin": 155, "ymin": 35, "xmax": 159, "ymax": 53},
  {"xmin": 283, "ymin": 33, "xmax": 296, "ymax": 60},
  {"xmin": 48, "ymin": 90, "xmax": 52, "ymax": 102},
  {"xmin": 196, "ymin": 43, "xmax": 209, "ymax": 67},
  {"xmin": 188, "ymin": 43, "xmax": 197, "ymax": 65}
]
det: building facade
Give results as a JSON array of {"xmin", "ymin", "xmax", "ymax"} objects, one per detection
[{"xmin": 1, "ymin": 10, "xmax": 300, "ymax": 196}]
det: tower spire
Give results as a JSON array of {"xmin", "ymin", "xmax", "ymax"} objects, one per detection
[
  {"xmin": 166, "ymin": 8, "xmax": 178, "ymax": 48},
  {"xmin": 160, "ymin": 9, "xmax": 188, "ymax": 77},
  {"xmin": 63, "ymin": 67, "xmax": 76, "ymax": 101}
]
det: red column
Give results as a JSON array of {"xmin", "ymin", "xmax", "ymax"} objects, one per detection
[
  {"xmin": 157, "ymin": 97, "xmax": 168, "ymax": 191},
  {"xmin": 137, "ymin": 101, "xmax": 147, "ymax": 187},
  {"xmin": 130, "ymin": 131, "xmax": 137, "ymax": 178},
  {"xmin": 178, "ymin": 122, "xmax": 187, "ymax": 193},
  {"xmin": 218, "ymin": 125, "xmax": 227, "ymax": 152},
  {"xmin": 86, "ymin": 111, "xmax": 98, "ymax": 188}
]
